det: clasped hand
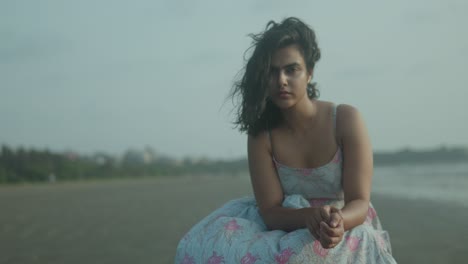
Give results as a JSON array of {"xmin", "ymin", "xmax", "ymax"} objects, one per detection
[{"xmin": 305, "ymin": 205, "xmax": 344, "ymax": 249}]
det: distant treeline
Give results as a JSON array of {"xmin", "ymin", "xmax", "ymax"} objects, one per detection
[
  {"xmin": 374, "ymin": 146, "xmax": 468, "ymax": 166},
  {"xmin": 0, "ymin": 145, "xmax": 467, "ymax": 184},
  {"xmin": 0, "ymin": 145, "xmax": 246, "ymax": 184}
]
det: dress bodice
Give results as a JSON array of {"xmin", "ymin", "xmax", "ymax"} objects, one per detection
[
  {"xmin": 273, "ymin": 147, "xmax": 344, "ymax": 200},
  {"xmin": 269, "ymin": 104, "xmax": 344, "ymax": 200}
]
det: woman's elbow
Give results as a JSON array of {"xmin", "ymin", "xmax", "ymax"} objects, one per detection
[
  {"xmin": 259, "ymin": 209, "xmax": 274, "ymax": 230},
  {"xmin": 259, "ymin": 207, "xmax": 282, "ymax": 230}
]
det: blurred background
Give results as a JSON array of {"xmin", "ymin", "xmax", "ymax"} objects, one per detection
[{"xmin": 1, "ymin": 0, "xmax": 467, "ymax": 263}]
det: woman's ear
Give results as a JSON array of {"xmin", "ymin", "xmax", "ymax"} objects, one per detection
[{"xmin": 308, "ymin": 69, "xmax": 313, "ymax": 82}]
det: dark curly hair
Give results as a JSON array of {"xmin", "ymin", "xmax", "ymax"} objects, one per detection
[{"xmin": 230, "ymin": 17, "xmax": 321, "ymax": 136}]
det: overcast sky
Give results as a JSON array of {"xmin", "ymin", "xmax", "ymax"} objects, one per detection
[{"xmin": 1, "ymin": 0, "xmax": 467, "ymax": 159}]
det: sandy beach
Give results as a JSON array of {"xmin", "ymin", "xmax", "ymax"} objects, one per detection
[{"xmin": 0, "ymin": 175, "xmax": 467, "ymax": 264}]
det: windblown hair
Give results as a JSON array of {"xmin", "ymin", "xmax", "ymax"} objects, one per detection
[{"xmin": 230, "ymin": 17, "xmax": 321, "ymax": 136}]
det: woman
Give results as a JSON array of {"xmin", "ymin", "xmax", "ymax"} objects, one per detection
[{"xmin": 175, "ymin": 17, "xmax": 396, "ymax": 263}]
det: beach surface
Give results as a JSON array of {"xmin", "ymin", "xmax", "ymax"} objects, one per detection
[{"xmin": 0, "ymin": 175, "xmax": 466, "ymax": 264}]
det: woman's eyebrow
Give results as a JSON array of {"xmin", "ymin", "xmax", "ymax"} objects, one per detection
[{"xmin": 270, "ymin": 62, "xmax": 301, "ymax": 70}]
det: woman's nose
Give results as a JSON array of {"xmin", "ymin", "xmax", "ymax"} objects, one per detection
[{"xmin": 277, "ymin": 71, "xmax": 287, "ymax": 86}]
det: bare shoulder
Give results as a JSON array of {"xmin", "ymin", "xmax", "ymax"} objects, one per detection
[
  {"xmin": 247, "ymin": 130, "xmax": 271, "ymax": 154},
  {"xmin": 336, "ymin": 104, "xmax": 367, "ymax": 139},
  {"xmin": 336, "ymin": 103, "xmax": 361, "ymax": 119},
  {"xmin": 247, "ymin": 130, "xmax": 274, "ymax": 174},
  {"xmin": 336, "ymin": 104, "xmax": 363, "ymax": 127}
]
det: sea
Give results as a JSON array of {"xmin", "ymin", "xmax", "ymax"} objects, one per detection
[{"xmin": 372, "ymin": 162, "xmax": 468, "ymax": 207}]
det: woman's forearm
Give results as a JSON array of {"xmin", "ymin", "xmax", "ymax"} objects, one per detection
[
  {"xmin": 260, "ymin": 199, "xmax": 369, "ymax": 232},
  {"xmin": 261, "ymin": 207, "xmax": 313, "ymax": 231},
  {"xmin": 340, "ymin": 199, "xmax": 369, "ymax": 231}
]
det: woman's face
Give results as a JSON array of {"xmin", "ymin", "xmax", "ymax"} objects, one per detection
[{"xmin": 267, "ymin": 44, "xmax": 312, "ymax": 109}]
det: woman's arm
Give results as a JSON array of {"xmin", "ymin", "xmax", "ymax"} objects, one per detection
[
  {"xmin": 337, "ymin": 104, "xmax": 373, "ymax": 231},
  {"xmin": 248, "ymin": 132, "xmax": 321, "ymax": 232}
]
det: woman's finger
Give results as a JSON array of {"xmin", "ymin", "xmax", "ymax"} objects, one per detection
[
  {"xmin": 320, "ymin": 205, "xmax": 331, "ymax": 223},
  {"xmin": 329, "ymin": 211, "xmax": 343, "ymax": 228},
  {"xmin": 320, "ymin": 221, "xmax": 341, "ymax": 237},
  {"xmin": 319, "ymin": 229, "xmax": 338, "ymax": 244},
  {"xmin": 306, "ymin": 216, "xmax": 320, "ymax": 240},
  {"xmin": 330, "ymin": 208, "xmax": 344, "ymax": 224},
  {"xmin": 319, "ymin": 229, "xmax": 343, "ymax": 247},
  {"xmin": 328, "ymin": 243, "xmax": 338, "ymax": 249}
]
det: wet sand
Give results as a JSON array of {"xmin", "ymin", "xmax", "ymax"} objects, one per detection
[{"xmin": 0, "ymin": 175, "xmax": 466, "ymax": 264}]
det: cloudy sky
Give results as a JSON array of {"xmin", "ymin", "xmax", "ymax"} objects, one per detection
[{"xmin": 1, "ymin": 0, "xmax": 467, "ymax": 159}]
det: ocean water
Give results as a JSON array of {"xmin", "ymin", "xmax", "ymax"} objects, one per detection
[{"xmin": 372, "ymin": 162, "xmax": 468, "ymax": 207}]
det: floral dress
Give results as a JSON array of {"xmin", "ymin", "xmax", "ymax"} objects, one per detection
[
  {"xmin": 175, "ymin": 147, "xmax": 396, "ymax": 263},
  {"xmin": 175, "ymin": 106, "xmax": 397, "ymax": 263}
]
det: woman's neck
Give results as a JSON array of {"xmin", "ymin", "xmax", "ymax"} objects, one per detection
[{"xmin": 281, "ymin": 98, "xmax": 320, "ymax": 135}]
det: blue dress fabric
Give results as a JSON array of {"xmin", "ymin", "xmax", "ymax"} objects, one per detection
[{"xmin": 175, "ymin": 107, "xmax": 397, "ymax": 264}]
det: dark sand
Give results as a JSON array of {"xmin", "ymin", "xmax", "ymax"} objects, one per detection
[{"xmin": 0, "ymin": 175, "xmax": 466, "ymax": 264}]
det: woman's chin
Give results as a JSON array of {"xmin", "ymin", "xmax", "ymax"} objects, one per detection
[
  {"xmin": 273, "ymin": 100, "xmax": 295, "ymax": 110},
  {"xmin": 270, "ymin": 95, "xmax": 290, "ymax": 105}
]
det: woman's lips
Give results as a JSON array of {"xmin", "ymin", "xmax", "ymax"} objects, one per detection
[{"xmin": 278, "ymin": 91, "xmax": 291, "ymax": 98}]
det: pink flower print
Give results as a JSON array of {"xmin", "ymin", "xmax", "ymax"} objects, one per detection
[
  {"xmin": 312, "ymin": 240, "xmax": 329, "ymax": 257},
  {"xmin": 299, "ymin": 168, "xmax": 313, "ymax": 176},
  {"xmin": 180, "ymin": 253, "xmax": 195, "ymax": 264},
  {"xmin": 367, "ymin": 207, "xmax": 377, "ymax": 220},
  {"xmin": 224, "ymin": 219, "xmax": 241, "ymax": 231},
  {"xmin": 206, "ymin": 251, "xmax": 224, "ymax": 264},
  {"xmin": 346, "ymin": 236, "xmax": 361, "ymax": 252},
  {"xmin": 241, "ymin": 252, "xmax": 259, "ymax": 264},
  {"xmin": 275, "ymin": 247, "xmax": 294, "ymax": 264}
]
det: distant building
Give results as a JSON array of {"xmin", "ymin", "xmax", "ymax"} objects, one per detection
[{"xmin": 122, "ymin": 146, "xmax": 158, "ymax": 164}]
